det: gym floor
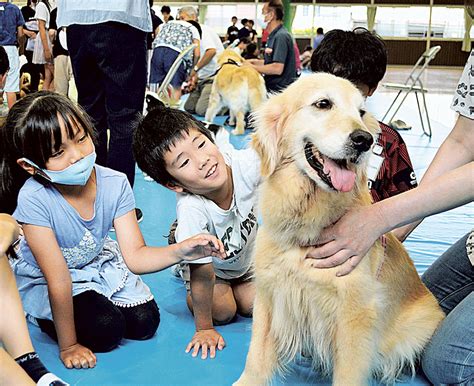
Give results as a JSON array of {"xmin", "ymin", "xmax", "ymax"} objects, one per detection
[{"xmin": 29, "ymin": 67, "xmax": 472, "ymax": 385}]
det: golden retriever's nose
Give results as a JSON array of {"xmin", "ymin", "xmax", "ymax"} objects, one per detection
[{"xmin": 349, "ymin": 130, "xmax": 373, "ymax": 153}]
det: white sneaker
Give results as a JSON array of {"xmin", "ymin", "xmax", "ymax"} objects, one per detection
[{"xmin": 37, "ymin": 373, "xmax": 69, "ymax": 386}]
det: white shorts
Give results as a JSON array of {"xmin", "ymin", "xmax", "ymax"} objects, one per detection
[{"xmin": 2, "ymin": 45, "xmax": 20, "ymax": 93}]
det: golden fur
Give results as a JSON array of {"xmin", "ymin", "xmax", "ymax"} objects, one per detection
[
  {"xmin": 234, "ymin": 73, "xmax": 444, "ymax": 386},
  {"xmin": 205, "ymin": 49, "xmax": 266, "ymax": 135}
]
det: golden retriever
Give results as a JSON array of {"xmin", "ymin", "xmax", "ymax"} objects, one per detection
[
  {"xmin": 205, "ymin": 49, "xmax": 266, "ymax": 135},
  {"xmin": 234, "ymin": 73, "xmax": 444, "ymax": 386}
]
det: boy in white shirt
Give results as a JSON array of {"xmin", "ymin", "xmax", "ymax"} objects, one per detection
[{"xmin": 133, "ymin": 103, "xmax": 259, "ymax": 360}]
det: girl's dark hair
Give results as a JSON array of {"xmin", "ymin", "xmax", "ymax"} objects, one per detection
[
  {"xmin": 310, "ymin": 28, "xmax": 387, "ymax": 90},
  {"xmin": 0, "ymin": 91, "xmax": 96, "ymax": 214},
  {"xmin": 133, "ymin": 103, "xmax": 214, "ymax": 187}
]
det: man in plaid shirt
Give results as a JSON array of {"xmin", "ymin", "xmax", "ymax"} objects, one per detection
[{"xmin": 310, "ymin": 28, "xmax": 417, "ymax": 202}]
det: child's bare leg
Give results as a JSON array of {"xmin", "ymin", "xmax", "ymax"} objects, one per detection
[
  {"xmin": 233, "ymin": 281, "xmax": 255, "ymax": 317},
  {"xmin": 186, "ymin": 282, "xmax": 237, "ymax": 325},
  {"xmin": 0, "ymin": 254, "xmax": 34, "ymax": 358},
  {"xmin": 0, "ymin": 348, "xmax": 35, "ymax": 386}
]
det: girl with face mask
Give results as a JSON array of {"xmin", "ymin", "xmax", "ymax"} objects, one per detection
[{"xmin": 0, "ymin": 92, "xmax": 225, "ymax": 371}]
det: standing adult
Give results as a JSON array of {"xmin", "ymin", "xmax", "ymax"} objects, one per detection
[
  {"xmin": 49, "ymin": 7, "xmax": 74, "ymax": 98},
  {"xmin": 0, "ymin": 1, "xmax": 24, "ymax": 107},
  {"xmin": 20, "ymin": 0, "xmax": 42, "ymax": 94},
  {"xmin": 247, "ymin": 0, "xmax": 296, "ymax": 93},
  {"xmin": 237, "ymin": 18, "xmax": 250, "ymax": 40},
  {"xmin": 32, "ymin": 0, "xmax": 54, "ymax": 91},
  {"xmin": 57, "ymin": 0, "xmax": 152, "ymax": 222},
  {"xmin": 225, "ymin": 16, "xmax": 239, "ymax": 45},
  {"xmin": 184, "ymin": 21, "xmax": 224, "ymax": 117}
]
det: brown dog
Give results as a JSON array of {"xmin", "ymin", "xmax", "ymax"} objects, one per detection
[
  {"xmin": 205, "ymin": 49, "xmax": 266, "ymax": 135},
  {"xmin": 234, "ymin": 73, "xmax": 444, "ymax": 386}
]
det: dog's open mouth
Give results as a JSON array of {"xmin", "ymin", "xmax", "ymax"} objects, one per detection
[{"xmin": 304, "ymin": 142, "xmax": 356, "ymax": 192}]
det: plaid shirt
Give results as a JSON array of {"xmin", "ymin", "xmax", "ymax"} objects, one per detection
[{"xmin": 368, "ymin": 122, "xmax": 418, "ymax": 202}]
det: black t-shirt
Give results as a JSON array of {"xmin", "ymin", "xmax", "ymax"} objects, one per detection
[
  {"xmin": 238, "ymin": 27, "xmax": 250, "ymax": 40},
  {"xmin": 21, "ymin": 5, "xmax": 36, "ymax": 24},
  {"xmin": 147, "ymin": 9, "xmax": 163, "ymax": 50},
  {"xmin": 227, "ymin": 25, "xmax": 238, "ymax": 43},
  {"xmin": 49, "ymin": 8, "xmax": 68, "ymax": 57}
]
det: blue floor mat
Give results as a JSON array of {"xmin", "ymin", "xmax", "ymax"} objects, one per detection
[{"xmin": 29, "ymin": 111, "xmax": 472, "ymax": 385}]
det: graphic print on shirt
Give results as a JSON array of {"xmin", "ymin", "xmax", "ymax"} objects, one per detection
[{"xmin": 220, "ymin": 207, "xmax": 257, "ymax": 263}]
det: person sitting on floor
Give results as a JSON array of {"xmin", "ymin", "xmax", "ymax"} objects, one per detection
[
  {"xmin": 0, "ymin": 213, "xmax": 68, "ymax": 385},
  {"xmin": 134, "ymin": 103, "xmax": 260, "ymax": 360},
  {"xmin": 0, "ymin": 92, "xmax": 225, "ymax": 370}
]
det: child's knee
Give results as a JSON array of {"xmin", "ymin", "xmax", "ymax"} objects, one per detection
[
  {"xmin": 80, "ymin": 308, "xmax": 125, "ymax": 352},
  {"xmin": 120, "ymin": 300, "xmax": 160, "ymax": 341},
  {"xmin": 212, "ymin": 303, "xmax": 237, "ymax": 326}
]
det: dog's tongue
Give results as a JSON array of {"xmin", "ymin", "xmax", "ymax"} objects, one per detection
[{"xmin": 323, "ymin": 157, "xmax": 356, "ymax": 192}]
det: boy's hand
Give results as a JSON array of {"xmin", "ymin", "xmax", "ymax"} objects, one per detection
[
  {"xmin": 177, "ymin": 234, "xmax": 226, "ymax": 262},
  {"xmin": 60, "ymin": 343, "xmax": 96, "ymax": 369},
  {"xmin": 185, "ymin": 328, "xmax": 226, "ymax": 359}
]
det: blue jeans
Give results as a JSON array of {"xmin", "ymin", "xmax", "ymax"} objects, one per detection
[
  {"xmin": 421, "ymin": 232, "xmax": 474, "ymax": 385},
  {"xmin": 67, "ymin": 22, "xmax": 147, "ymax": 187}
]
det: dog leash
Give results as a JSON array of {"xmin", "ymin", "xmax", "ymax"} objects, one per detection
[{"xmin": 209, "ymin": 58, "xmax": 242, "ymax": 78}]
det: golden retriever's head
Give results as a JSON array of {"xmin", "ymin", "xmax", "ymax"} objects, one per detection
[
  {"xmin": 217, "ymin": 49, "xmax": 244, "ymax": 66},
  {"xmin": 252, "ymin": 73, "xmax": 380, "ymax": 193}
]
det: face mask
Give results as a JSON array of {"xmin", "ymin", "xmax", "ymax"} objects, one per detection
[
  {"xmin": 259, "ymin": 17, "xmax": 268, "ymax": 30},
  {"xmin": 21, "ymin": 152, "xmax": 97, "ymax": 186}
]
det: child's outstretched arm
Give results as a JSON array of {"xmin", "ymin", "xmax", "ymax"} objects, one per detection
[
  {"xmin": 186, "ymin": 263, "xmax": 226, "ymax": 359},
  {"xmin": 22, "ymin": 224, "xmax": 97, "ymax": 369},
  {"xmin": 114, "ymin": 210, "xmax": 226, "ymax": 274}
]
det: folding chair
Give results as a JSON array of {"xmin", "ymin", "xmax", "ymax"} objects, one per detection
[
  {"xmin": 149, "ymin": 43, "xmax": 197, "ymax": 107},
  {"xmin": 382, "ymin": 45, "xmax": 441, "ymax": 137}
]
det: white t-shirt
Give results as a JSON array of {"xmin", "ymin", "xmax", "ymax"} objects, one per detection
[
  {"xmin": 197, "ymin": 24, "xmax": 224, "ymax": 80},
  {"xmin": 34, "ymin": 2, "xmax": 51, "ymax": 29},
  {"xmin": 175, "ymin": 147, "xmax": 261, "ymax": 280},
  {"xmin": 451, "ymin": 50, "xmax": 473, "ymax": 119}
]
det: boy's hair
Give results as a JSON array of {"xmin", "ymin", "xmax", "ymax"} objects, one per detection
[
  {"xmin": 133, "ymin": 104, "xmax": 214, "ymax": 187},
  {"xmin": 310, "ymin": 28, "xmax": 387, "ymax": 90},
  {"xmin": 0, "ymin": 46, "xmax": 8, "ymax": 76},
  {"xmin": 241, "ymin": 18, "xmax": 248, "ymax": 25},
  {"xmin": 316, "ymin": 27, "xmax": 324, "ymax": 35},
  {"xmin": 0, "ymin": 91, "xmax": 96, "ymax": 213},
  {"xmin": 231, "ymin": 16, "xmax": 237, "ymax": 21},
  {"xmin": 161, "ymin": 5, "xmax": 171, "ymax": 14},
  {"xmin": 267, "ymin": 0, "xmax": 284, "ymax": 21}
]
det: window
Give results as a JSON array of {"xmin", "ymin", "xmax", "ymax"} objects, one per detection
[
  {"xmin": 291, "ymin": 4, "xmax": 471, "ymax": 39},
  {"xmin": 204, "ymin": 4, "xmax": 258, "ymax": 36}
]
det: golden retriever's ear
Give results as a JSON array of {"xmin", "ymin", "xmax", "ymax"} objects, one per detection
[{"xmin": 251, "ymin": 97, "xmax": 285, "ymax": 177}]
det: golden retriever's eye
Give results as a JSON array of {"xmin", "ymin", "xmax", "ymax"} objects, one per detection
[
  {"xmin": 360, "ymin": 109, "xmax": 366, "ymax": 117},
  {"xmin": 313, "ymin": 99, "xmax": 332, "ymax": 110}
]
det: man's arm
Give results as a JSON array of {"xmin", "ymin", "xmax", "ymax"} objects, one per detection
[{"xmin": 251, "ymin": 61, "xmax": 284, "ymax": 76}]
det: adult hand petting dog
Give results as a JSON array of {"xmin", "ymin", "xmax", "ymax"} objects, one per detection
[{"xmin": 306, "ymin": 205, "xmax": 388, "ymax": 276}]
